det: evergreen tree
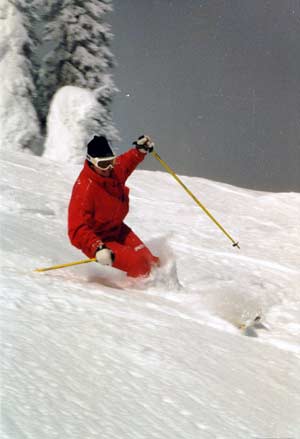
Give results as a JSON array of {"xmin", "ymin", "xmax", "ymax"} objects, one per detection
[
  {"xmin": 0, "ymin": 0, "xmax": 42, "ymax": 153},
  {"xmin": 38, "ymin": 0, "xmax": 117, "ymax": 141}
]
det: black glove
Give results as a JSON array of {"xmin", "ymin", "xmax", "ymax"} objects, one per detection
[
  {"xmin": 95, "ymin": 245, "xmax": 115, "ymax": 266},
  {"xmin": 133, "ymin": 135, "xmax": 154, "ymax": 153}
]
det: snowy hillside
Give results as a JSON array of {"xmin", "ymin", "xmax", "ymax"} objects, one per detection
[{"xmin": 1, "ymin": 151, "xmax": 300, "ymax": 439}]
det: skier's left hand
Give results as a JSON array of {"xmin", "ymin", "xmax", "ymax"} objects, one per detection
[{"xmin": 133, "ymin": 135, "xmax": 154, "ymax": 153}]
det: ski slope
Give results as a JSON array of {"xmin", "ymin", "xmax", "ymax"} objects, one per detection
[{"xmin": 1, "ymin": 151, "xmax": 300, "ymax": 438}]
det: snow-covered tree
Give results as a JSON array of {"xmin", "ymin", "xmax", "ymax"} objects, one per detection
[
  {"xmin": 43, "ymin": 85, "xmax": 119, "ymax": 163},
  {"xmin": 0, "ymin": 0, "xmax": 42, "ymax": 153},
  {"xmin": 38, "ymin": 0, "xmax": 117, "ymax": 142}
]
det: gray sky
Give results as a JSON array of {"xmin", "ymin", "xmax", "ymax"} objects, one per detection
[{"xmin": 109, "ymin": 0, "xmax": 300, "ymax": 192}]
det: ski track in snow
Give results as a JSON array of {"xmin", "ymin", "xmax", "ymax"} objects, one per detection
[{"xmin": 1, "ymin": 152, "xmax": 300, "ymax": 439}]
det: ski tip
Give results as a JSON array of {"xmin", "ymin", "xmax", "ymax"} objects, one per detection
[{"xmin": 237, "ymin": 315, "xmax": 267, "ymax": 337}]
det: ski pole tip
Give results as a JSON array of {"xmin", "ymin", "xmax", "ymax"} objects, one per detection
[{"xmin": 233, "ymin": 241, "xmax": 240, "ymax": 249}]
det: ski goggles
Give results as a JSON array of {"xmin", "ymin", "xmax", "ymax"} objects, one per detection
[{"xmin": 86, "ymin": 154, "xmax": 115, "ymax": 170}]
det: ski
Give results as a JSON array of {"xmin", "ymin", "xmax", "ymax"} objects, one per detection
[{"xmin": 237, "ymin": 315, "xmax": 269, "ymax": 337}]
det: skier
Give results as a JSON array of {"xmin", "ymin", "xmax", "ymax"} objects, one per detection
[{"xmin": 68, "ymin": 135, "xmax": 160, "ymax": 278}]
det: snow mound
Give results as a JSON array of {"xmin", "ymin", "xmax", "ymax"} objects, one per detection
[{"xmin": 44, "ymin": 85, "xmax": 119, "ymax": 163}]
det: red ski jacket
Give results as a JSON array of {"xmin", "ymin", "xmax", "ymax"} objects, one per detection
[{"xmin": 68, "ymin": 148, "xmax": 145, "ymax": 258}]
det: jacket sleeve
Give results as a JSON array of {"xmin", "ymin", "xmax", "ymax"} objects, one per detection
[
  {"xmin": 68, "ymin": 179, "xmax": 103, "ymax": 259},
  {"xmin": 114, "ymin": 148, "xmax": 146, "ymax": 183}
]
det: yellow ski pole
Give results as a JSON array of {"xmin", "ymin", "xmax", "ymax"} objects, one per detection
[
  {"xmin": 34, "ymin": 258, "xmax": 96, "ymax": 273},
  {"xmin": 151, "ymin": 150, "xmax": 240, "ymax": 249}
]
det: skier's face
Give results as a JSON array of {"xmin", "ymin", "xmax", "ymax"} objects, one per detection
[
  {"xmin": 87, "ymin": 154, "xmax": 115, "ymax": 175},
  {"xmin": 88, "ymin": 156, "xmax": 115, "ymax": 177}
]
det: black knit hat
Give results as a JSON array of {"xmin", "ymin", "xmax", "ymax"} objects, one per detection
[{"xmin": 87, "ymin": 135, "xmax": 115, "ymax": 160}]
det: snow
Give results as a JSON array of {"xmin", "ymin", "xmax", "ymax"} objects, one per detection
[{"xmin": 1, "ymin": 150, "xmax": 300, "ymax": 438}]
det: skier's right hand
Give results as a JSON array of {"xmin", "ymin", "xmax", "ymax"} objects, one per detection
[
  {"xmin": 95, "ymin": 245, "xmax": 115, "ymax": 266},
  {"xmin": 133, "ymin": 135, "xmax": 154, "ymax": 153}
]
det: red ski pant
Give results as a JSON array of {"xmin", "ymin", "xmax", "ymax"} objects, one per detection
[{"xmin": 105, "ymin": 224, "xmax": 159, "ymax": 278}]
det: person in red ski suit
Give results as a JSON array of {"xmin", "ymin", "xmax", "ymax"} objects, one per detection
[{"xmin": 68, "ymin": 135, "xmax": 159, "ymax": 278}]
